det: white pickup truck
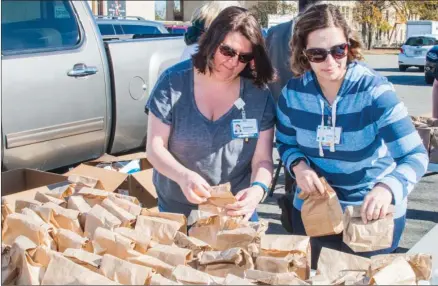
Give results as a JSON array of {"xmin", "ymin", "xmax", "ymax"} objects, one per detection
[{"xmin": 1, "ymin": 0, "xmax": 186, "ymax": 171}]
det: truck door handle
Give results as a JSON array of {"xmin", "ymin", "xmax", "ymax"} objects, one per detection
[{"xmin": 67, "ymin": 63, "xmax": 98, "ymax": 77}]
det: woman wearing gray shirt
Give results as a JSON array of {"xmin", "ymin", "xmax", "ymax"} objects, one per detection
[{"xmin": 146, "ymin": 6, "xmax": 276, "ymax": 220}]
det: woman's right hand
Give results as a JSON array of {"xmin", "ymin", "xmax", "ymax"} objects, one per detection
[
  {"xmin": 178, "ymin": 170, "xmax": 212, "ymax": 204},
  {"xmin": 293, "ymin": 161, "xmax": 325, "ymax": 196}
]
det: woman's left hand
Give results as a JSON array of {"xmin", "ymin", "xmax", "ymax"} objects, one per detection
[
  {"xmin": 225, "ymin": 186, "xmax": 265, "ymax": 221},
  {"xmin": 361, "ymin": 183, "xmax": 393, "ymax": 224}
]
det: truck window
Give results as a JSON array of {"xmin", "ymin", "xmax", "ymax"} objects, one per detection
[
  {"xmin": 1, "ymin": 0, "xmax": 81, "ymax": 54},
  {"xmin": 121, "ymin": 25, "xmax": 161, "ymax": 35},
  {"xmin": 98, "ymin": 24, "xmax": 116, "ymax": 35}
]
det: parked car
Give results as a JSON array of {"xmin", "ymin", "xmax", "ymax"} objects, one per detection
[
  {"xmin": 398, "ymin": 34, "xmax": 438, "ymax": 71},
  {"xmin": 95, "ymin": 16, "xmax": 169, "ymax": 40},
  {"xmin": 425, "ymin": 45, "xmax": 438, "ymax": 84},
  {"xmin": 1, "ymin": 0, "xmax": 185, "ymax": 171},
  {"xmin": 165, "ymin": 24, "xmax": 189, "ymax": 35}
]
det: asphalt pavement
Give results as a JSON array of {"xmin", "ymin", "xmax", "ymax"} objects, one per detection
[{"xmin": 258, "ymin": 55, "xmax": 438, "ymax": 252}]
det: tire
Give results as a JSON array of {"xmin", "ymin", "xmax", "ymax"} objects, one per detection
[
  {"xmin": 425, "ymin": 75, "xmax": 435, "ymax": 85},
  {"xmin": 399, "ymin": 65, "xmax": 408, "ymax": 72},
  {"xmin": 419, "ymin": 66, "xmax": 425, "ymax": 72}
]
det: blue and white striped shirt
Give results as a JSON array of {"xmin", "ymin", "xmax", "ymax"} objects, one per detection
[{"xmin": 276, "ymin": 61, "xmax": 429, "ymax": 218}]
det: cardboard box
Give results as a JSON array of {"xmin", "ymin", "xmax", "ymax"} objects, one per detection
[
  {"xmin": 66, "ymin": 152, "xmax": 157, "ymax": 208},
  {"xmin": 1, "ymin": 168, "xmax": 68, "ymax": 206}
]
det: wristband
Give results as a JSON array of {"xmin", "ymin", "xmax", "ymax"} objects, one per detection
[{"xmin": 251, "ymin": 181, "xmax": 269, "ymax": 193}]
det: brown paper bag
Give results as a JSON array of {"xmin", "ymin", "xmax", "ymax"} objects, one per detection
[
  {"xmin": 135, "ymin": 215, "xmax": 180, "ymax": 245},
  {"xmin": 108, "ymin": 193, "xmax": 142, "ymax": 216},
  {"xmin": 141, "ymin": 208, "xmax": 187, "ymax": 233},
  {"xmin": 15, "ymin": 199, "xmax": 42, "ymax": 214},
  {"xmin": 224, "ymin": 273, "xmax": 255, "ymax": 285},
  {"xmin": 34, "ymin": 191, "xmax": 67, "ymax": 208},
  {"xmin": 98, "ymin": 253, "xmax": 154, "ymax": 285},
  {"xmin": 127, "ymin": 254, "xmax": 175, "ymax": 279},
  {"xmin": 370, "ymin": 256, "xmax": 416, "ymax": 285},
  {"xmin": 101, "ymin": 198, "xmax": 136, "ymax": 227},
  {"xmin": 306, "ymin": 274, "xmax": 332, "ymax": 285},
  {"xmin": 198, "ymin": 203, "xmax": 244, "ymax": 231},
  {"xmin": 369, "ymin": 253, "xmax": 432, "ymax": 282},
  {"xmin": 32, "ymin": 245, "xmax": 60, "ymax": 268},
  {"xmin": 260, "ymin": 235, "xmax": 311, "ymax": 280},
  {"xmin": 1, "ymin": 243, "xmax": 17, "ymax": 285},
  {"xmin": 198, "ymin": 247, "xmax": 254, "ymax": 278},
  {"xmin": 63, "ymin": 248, "xmax": 102, "ymax": 272},
  {"xmin": 68, "ymin": 174, "xmax": 105, "ymax": 192},
  {"xmin": 29, "ymin": 205, "xmax": 60, "ymax": 229},
  {"xmin": 43, "ymin": 185, "xmax": 73, "ymax": 199},
  {"xmin": 207, "ymin": 183, "xmax": 237, "ymax": 207},
  {"xmin": 1, "ymin": 198, "xmax": 14, "ymax": 227},
  {"xmin": 146, "ymin": 244, "xmax": 193, "ymax": 266},
  {"xmin": 343, "ymin": 206, "xmax": 394, "ymax": 252},
  {"xmin": 78, "ymin": 187, "xmax": 110, "ymax": 207},
  {"xmin": 111, "ymin": 192, "xmax": 141, "ymax": 205},
  {"xmin": 188, "ymin": 210, "xmax": 222, "ymax": 247},
  {"xmin": 84, "ymin": 204, "xmax": 121, "ymax": 238},
  {"xmin": 67, "ymin": 195, "xmax": 91, "ymax": 229},
  {"xmin": 150, "ymin": 273, "xmax": 182, "ymax": 285},
  {"xmin": 330, "ymin": 271, "xmax": 368, "ymax": 285},
  {"xmin": 93, "ymin": 227, "xmax": 137, "ymax": 259},
  {"xmin": 216, "ymin": 227, "xmax": 257, "ymax": 251},
  {"xmin": 55, "ymin": 228, "xmax": 93, "ymax": 253},
  {"xmin": 20, "ymin": 208, "xmax": 47, "ymax": 225},
  {"xmin": 9, "ymin": 236, "xmax": 45, "ymax": 285},
  {"xmin": 2, "ymin": 213, "xmax": 54, "ymax": 247},
  {"xmin": 42, "ymin": 202, "xmax": 83, "ymax": 235},
  {"xmin": 411, "ymin": 116, "xmax": 438, "ymax": 163},
  {"xmin": 256, "ymin": 254, "xmax": 308, "ymax": 279},
  {"xmin": 298, "ymin": 177, "xmax": 344, "ymax": 237},
  {"xmin": 171, "ymin": 264, "xmax": 215, "ymax": 285},
  {"xmin": 41, "ymin": 250, "xmax": 120, "ymax": 285},
  {"xmin": 259, "ymin": 272, "xmax": 309, "ymax": 285},
  {"xmin": 114, "ymin": 227, "xmax": 151, "ymax": 253},
  {"xmin": 317, "ymin": 247, "xmax": 370, "ymax": 282},
  {"xmin": 174, "ymin": 231, "xmax": 212, "ymax": 256}
]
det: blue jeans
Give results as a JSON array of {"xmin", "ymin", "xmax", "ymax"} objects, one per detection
[{"xmin": 290, "ymin": 205, "xmax": 406, "ymax": 269}]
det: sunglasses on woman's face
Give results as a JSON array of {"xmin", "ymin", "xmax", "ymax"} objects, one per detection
[
  {"xmin": 219, "ymin": 43, "xmax": 254, "ymax": 64},
  {"xmin": 304, "ymin": 43, "xmax": 349, "ymax": 63}
]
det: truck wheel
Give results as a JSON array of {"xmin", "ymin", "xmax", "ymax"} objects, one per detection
[
  {"xmin": 399, "ymin": 65, "xmax": 408, "ymax": 72},
  {"xmin": 425, "ymin": 75, "xmax": 435, "ymax": 85},
  {"xmin": 419, "ymin": 66, "xmax": 425, "ymax": 72}
]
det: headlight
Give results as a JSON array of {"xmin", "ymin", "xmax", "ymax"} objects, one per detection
[{"xmin": 427, "ymin": 52, "xmax": 438, "ymax": 60}]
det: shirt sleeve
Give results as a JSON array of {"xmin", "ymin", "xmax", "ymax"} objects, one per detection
[
  {"xmin": 372, "ymin": 81, "xmax": 429, "ymax": 205},
  {"xmin": 145, "ymin": 71, "xmax": 172, "ymax": 125},
  {"xmin": 276, "ymin": 86, "xmax": 310, "ymax": 179},
  {"xmin": 260, "ymin": 91, "xmax": 277, "ymax": 131}
]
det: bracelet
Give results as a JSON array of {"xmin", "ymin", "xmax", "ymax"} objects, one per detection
[{"xmin": 251, "ymin": 181, "xmax": 269, "ymax": 193}]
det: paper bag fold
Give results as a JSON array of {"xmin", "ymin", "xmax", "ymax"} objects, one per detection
[
  {"xmin": 84, "ymin": 204, "xmax": 121, "ymax": 238},
  {"xmin": 63, "ymin": 248, "xmax": 102, "ymax": 272},
  {"xmin": 343, "ymin": 206, "xmax": 394, "ymax": 252},
  {"xmin": 101, "ymin": 198, "xmax": 136, "ymax": 227},
  {"xmin": 127, "ymin": 254, "xmax": 175, "ymax": 279},
  {"xmin": 135, "ymin": 215, "xmax": 180, "ymax": 245},
  {"xmin": 146, "ymin": 244, "xmax": 193, "ymax": 266}
]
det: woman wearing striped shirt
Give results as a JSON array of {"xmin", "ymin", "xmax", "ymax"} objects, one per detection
[{"xmin": 276, "ymin": 3, "xmax": 429, "ymax": 266}]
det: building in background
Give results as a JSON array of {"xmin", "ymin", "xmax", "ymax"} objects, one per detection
[{"xmin": 87, "ymin": 0, "xmax": 155, "ymax": 20}]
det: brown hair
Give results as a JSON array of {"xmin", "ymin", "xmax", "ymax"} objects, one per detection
[
  {"xmin": 192, "ymin": 6, "xmax": 275, "ymax": 87},
  {"xmin": 290, "ymin": 3, "xmax": 364, "ymax": 77}
]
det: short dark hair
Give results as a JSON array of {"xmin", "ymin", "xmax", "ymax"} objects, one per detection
[{"xmin": 192, "ymin": 6, "xmax": 275, "ymax": 88}]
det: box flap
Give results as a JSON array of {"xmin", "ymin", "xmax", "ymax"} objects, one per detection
[
  {"xmin": 86, "ymin": 153, "xmax": 120, "ymax": 165},
  {"xmin": 2, "ymin": 181, "xmax": 70, "ymax": 208},
  {"xmin": 1, "ymin": 168, "xmax": 67, "ymax": 197},
  {"xmin": 65, "ymin": 164, "xmax": 127, "ymax": 192},
  {"xmin": 116, "ymin": 152, "xmax": 147, "ymax": 161},
  {"xmin": 131, "ymin": 169, "xmax": 157, "ymax": 199}
]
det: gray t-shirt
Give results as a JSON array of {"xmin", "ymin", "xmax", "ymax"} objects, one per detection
[{"xmin": 146, "ymin": 60, "xmax": 276, "ymax": 217}]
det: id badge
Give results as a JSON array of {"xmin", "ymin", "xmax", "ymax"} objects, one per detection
[
  {"xmin": 231, "ymin": 119, "xmax": 259, "ymax": 139},
  {"xmin": 316, "ymin": 125, "xmax": 342, "ymax": 145}
]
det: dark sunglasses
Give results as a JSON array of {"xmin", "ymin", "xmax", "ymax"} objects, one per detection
[
  {"xmin": 219, "ymin": 43, "xmax": 254, "ymax": 64},
  {"xmin": 304, "ymin": 43, "xmax": 349, "ymax": 63}
]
